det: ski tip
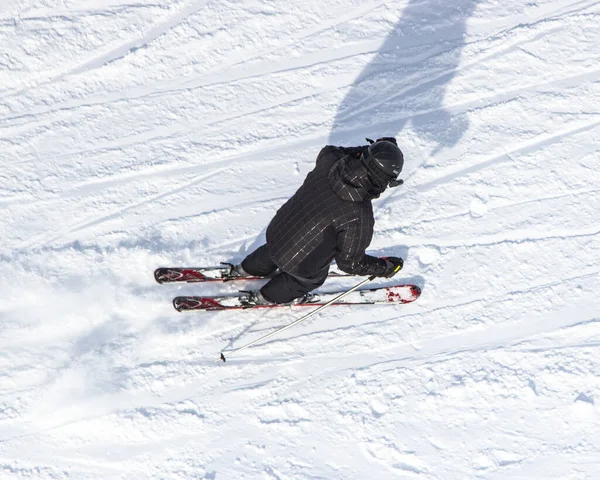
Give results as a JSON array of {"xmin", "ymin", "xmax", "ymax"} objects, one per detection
[
  {"xmin": 172, "ymin": 297, "xmax": 183, "ymax": 312},
  {"xmin": 401, "ymin": 284, "xmax": 421, "ymax": 303},
  {"xmin": 154, "ymin": 268, "xmax": 165, "ymax": 284}
]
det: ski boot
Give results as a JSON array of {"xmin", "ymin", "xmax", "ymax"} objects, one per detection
[
  {"xmin": 294, "ymin": 292, "xmax": 319, "ymax": 304},
  {"xmin": 238, "ymin": 290, "xmax": 274, "ymax": 307},
  {"xmin": 221, "ymin": 262, "xmax": 253, "ymax": 280}
]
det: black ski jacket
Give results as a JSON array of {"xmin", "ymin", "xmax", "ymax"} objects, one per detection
[{"xmin": 266, "ymin": 145, "xmax": 389, "ymax": 278}]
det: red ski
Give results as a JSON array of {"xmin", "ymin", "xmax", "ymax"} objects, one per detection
[
  {"xmin": 173, "ymin": 284, "xmax": 421, "ymax": 312},
  {"xmin": 155, "ymin": 265, "xmax": 354, "ymax": 284}
]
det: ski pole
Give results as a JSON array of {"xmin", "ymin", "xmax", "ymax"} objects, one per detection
[{"xmin": 219, "ymin": 274, "xmax": 377, "ymax": 362}]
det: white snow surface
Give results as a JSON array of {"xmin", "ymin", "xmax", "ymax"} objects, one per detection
[{"xmin": 1, "ymin": 0, "xmax": 600, "ymax": 478}]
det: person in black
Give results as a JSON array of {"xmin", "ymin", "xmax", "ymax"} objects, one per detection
[{"xmin": 231, "ymin": 137, "xmax": 406, "ymax": 305}]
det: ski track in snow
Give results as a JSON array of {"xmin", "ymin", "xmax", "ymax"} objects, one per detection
[{"xmin": 1, "ymin": 0, "xmax": 600, "ymax": 478}]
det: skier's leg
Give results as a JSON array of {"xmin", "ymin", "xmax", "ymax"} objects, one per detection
[
  {"xmin": 260, "ymin": 271, "xmax": 327, "ymax": 304},
  {"xmin": 239, "ymin": 244, "xmax": 278, "ymax": 277}
]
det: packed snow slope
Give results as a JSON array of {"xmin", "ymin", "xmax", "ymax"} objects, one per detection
[{"xmin": 1, "ymin": 0, "xmax": 600, "ymax": 478}]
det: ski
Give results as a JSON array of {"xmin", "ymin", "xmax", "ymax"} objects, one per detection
[
  {"xmin": 154, "ymin": 265, "xmax": 354, "ymax": 284},
  {"xmin": 173, "ymin": 284, "xmax": 421, "ymax": 312}
]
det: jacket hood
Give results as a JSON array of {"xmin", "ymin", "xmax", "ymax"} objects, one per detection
[{"xmin": 328, "ymin": 155, "xmax": 384, "ymax": 202}]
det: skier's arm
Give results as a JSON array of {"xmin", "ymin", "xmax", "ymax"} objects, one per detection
[
  {"xmin": 334, "ymin": 220, "xmax": 388, "ymax": 276},
  {"xmin": 335, "ymin": 145, "xmax": 369, "ymax": 158},
  {"xmin": 320, "ymin": 137, "xmax": 396, "ymax": 162},
  {"xmin": 317, "ymin": 145, "xmax": 369, "ymax": 164}
]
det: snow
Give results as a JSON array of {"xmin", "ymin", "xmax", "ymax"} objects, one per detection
[{"xmin": 1, "ymin": 0, "xmax": 600, "ymax": 478}]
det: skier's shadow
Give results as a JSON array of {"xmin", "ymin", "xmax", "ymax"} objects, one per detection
[
  {"xmin": 328, "ymin": 0, "xmax": 480, "ymax": 153},
  {"xmin": 326, "ymin": 0, "xmax": 480, "ymax": 271}
]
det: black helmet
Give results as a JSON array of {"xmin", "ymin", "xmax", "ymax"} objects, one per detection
[{"xmin": 361, "ymin": 140, "xmax": 404, "ymax": 188}]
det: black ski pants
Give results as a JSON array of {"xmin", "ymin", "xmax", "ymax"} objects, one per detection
[{"xmin": 241, "ymin": 244, "xmax": 327, "ymax": 304}]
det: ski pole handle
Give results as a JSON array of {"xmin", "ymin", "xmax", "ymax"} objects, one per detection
[{"xmin": 219, "ymin": 275, "xmax": 376, "ymax": 362}]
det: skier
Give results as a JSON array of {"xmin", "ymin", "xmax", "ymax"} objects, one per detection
[{"xmin": 230, "ymin": 137, "xmax": 406, "ymax": 305}]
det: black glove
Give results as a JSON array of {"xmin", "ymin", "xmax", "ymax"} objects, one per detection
[{"xmin": 380, "ymin": 256, "xmax": 404, "ymax": 278}]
